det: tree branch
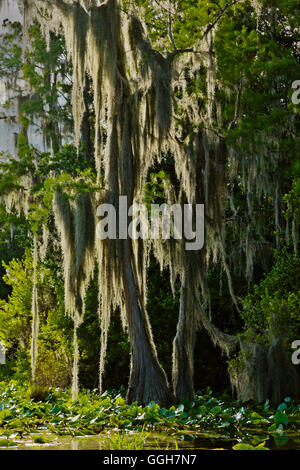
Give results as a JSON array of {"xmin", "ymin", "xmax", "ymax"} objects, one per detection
[
  {"xmin": 169, "ymin": 0, "xmax": 240, "ymax": 58},
  {"xmin": 168, "ymin": 8, "xmax": 177, "ymax": 52},
  {"xmin": 201, "ymin": 0, "xmax": 240, "ymax": 40}
]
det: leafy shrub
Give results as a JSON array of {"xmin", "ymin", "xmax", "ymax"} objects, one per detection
[
  {"xmin": 240, "ymin": 248, "xmax": 300, "ymax": 344},
  {"xmin": 28, "ymin": 384, "xmax": 50, "ymax": 402}
]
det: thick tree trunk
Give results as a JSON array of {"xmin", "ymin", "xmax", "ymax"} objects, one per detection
[
  {"xmin": 172, "ymin": 274, "xmax": 197, "ymax": 402},
  {"xmin": 230, "ymin": 338, "xmax": 300, "ymax": 405},
  {"xmin": 123, "ymin": 240, "xmax": 173, "ymax": 407}
]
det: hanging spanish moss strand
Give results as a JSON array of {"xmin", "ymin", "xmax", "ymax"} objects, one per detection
[
  {"xmin": 30, "ymin": 235, "xmax": 39, "ymax": 381},
  {"xmin": 53, "ymin": 188, "xmax": 95, "ymax": 399},
  {"xmin": 72, "ymin": 320, "xmax": 80, "ymax": 401}
]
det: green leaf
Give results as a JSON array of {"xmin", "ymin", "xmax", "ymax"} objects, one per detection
[
  {"xmin": 274, "ymin": 411, "xmax": 289, "ymax": 426},
  {"xmin": 233, "ymin": 442, "xmax": 269, "ymax": 451},
  {"xmin": 175, "ymin": 404, "xmax": 184, "ymax": 414}
]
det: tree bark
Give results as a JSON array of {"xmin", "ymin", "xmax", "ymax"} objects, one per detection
[
  {"xmin": 123, "ymin": 239, "xmax": 173, "ymax": 407},
  {"xmin": 172, "ymin": 274, "xmax": 197, "ymax": 402}
]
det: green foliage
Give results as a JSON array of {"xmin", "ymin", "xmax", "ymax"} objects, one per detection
[
  {"xmin": 0, "ymin": 21, "xmax": 22, "ymax": 80},
  {"xmin": 21, "ymin": 22, "xmax": 73, "ymax": 151},
  {"xmin": 0, "ymin": 251, "xmax": 73, "ymax": 387},
  {"xmin": 36, "ymin": 145, "xmax": 90, "ymax": 178},
  {"xmin": 215, "ymin": 1, "xmax": 299, "ymax": 146},
  {"xmin": 284, "ymin": 159, "xmax": 300, "ymax": 223},
  {"xmin": 12, "ymin": 349, "xmax": 31, "ymax": 384},
  {"xmin": 32, "ymin": 434, "xmax": 51, "ymax": 444},
  {"xmin": 144, "ymin": 170, "xmax": 170, "ymax": 209},
  {"xmin": 0, "ymin": 383, "xmax": 298, "ymax": 449},
  {"xmin": 233, "ymin": 441, "xmax": 269, "ymax": 450},
  {"xmin": 104, "ymin": 427, "xmax": 148, "ymax": 450},
  {"xmin": 34, "ymin": 311, "xmax": 73, "ymax": 390},
  {"xmin": 0, "ymin": 254, "xmax": 33, "ymax": 350},
  {"xmin": 40, "ymin": 168, "xmax": 100, "ymax": 207},
  {"xmin": 240, "ymin": 248, "xmax": 300, "ymax": 342},
  {"xmin": 135, "ymin": 0, "xmax": 240, "ymax": 51}
]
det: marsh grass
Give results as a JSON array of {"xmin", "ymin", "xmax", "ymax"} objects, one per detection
[{"xmin": 104, "ymin": 426, "xmax": 179, "ymax": 450}]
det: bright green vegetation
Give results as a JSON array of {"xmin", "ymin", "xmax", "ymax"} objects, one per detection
[{"xmin": 0, "ymin": 382, "xmax": 299, "ymax": 450}]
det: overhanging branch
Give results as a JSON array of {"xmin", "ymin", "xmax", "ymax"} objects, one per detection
[{"xmin": 171, "ymin": 0, "xmax": 241, "ymax": 57}]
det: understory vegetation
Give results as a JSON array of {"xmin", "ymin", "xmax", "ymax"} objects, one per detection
[{"xmin": 0, "ymin": 382, "xmax": 299, "ymax": 450}]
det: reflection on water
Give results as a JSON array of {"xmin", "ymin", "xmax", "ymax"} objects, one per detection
[{"xmin": 1, "ymin": 431, "xmax": 299, "ymax": 451}]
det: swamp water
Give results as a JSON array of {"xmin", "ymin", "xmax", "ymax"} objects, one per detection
[{"xmin": 0, "ymin": 430, "xmax": 299, "ymax": 450}]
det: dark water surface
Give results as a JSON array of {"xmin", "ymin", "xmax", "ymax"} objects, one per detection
[{"xmin": 0, "ymin": 429, "xmax": 299, "ymax": 450}]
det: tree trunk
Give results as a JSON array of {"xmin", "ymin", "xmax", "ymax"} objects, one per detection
[
  {"xmin": 123, "ymin": 239, "xmax": 173, "ymax": 407},
  {"xmin": 172, "ymin": 274, "xmax": 197, "ymax": 402},
  {"xmin": 230, "ymin": 338, "xmax": 300, "ymax": 405}
]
